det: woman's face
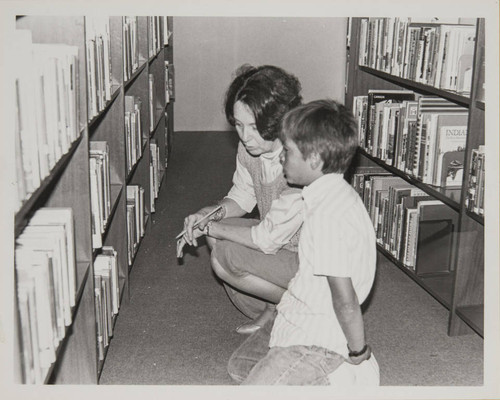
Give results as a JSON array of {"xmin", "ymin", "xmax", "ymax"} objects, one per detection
[{"xmin": 233, "ymin": 101, "xmax": 275, "ymax": 156}]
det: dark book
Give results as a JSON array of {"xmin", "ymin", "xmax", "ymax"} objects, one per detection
[{"xmin": 415, "ymin": 200, "xmax": 457, "ymax": 276}]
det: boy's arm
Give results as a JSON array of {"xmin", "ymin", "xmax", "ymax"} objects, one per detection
[
  {"xmin": 327, "ymin": 276, "xmax": 371, "ymax": 365},
  {"xmin": 199, "ymin": 188, "xmax": 303, "ymax": 252}
]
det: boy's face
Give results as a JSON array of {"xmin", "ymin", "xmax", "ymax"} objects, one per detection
[{"xmin": 280, "ymin": 138, "xmax": 321, "ymax": 186}]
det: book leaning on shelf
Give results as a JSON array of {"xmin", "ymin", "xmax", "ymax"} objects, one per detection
[
  {"xmin": 15, "ymin": 207, "xmax": 77, "ymax": 384},
  {"xmin": 94, "ymin": 246, "xmax": 119, "ymax": 361},
  {"xmin": 149, "ymin": 73, "xmax": 156, "ymax": 131},
  {"xmin": 465, "ymin": 145, "xmax": 485, "ymax": 216},
  {"xmin": 89, "ymin": 141, "xmax": 112, "ymax": 249},
  {"xmin": 357, "ymin": 18, "xmax": 476, "ymax": 95},
  {"xmin": 123, "ymin": 16, "xmax": 139, "ymax": 82},
  {"xmin": 85, "ymin": 16, "xmax": 112, "ymax": 121},
  {"xmin": 125, "ymin": 95, "xmax": 144, "ymax": 173},
  {"xmin": 126, "ymin": 185, "xmax": 145, "ymax": 265},
  {"xmin": 150, "ymin": 139, "xmax": 162, "ymax": 205},
  {"xmin": 163, "ymin": 16, "xmax": 170, "ymax": 46},
  {"xmin": 165, "ymin": 61, "xmax": 175, "ymax": 103},
  {"xmin": 148, "ymin": 16, "xmax": 163, "ymax": 58},
  {"xmin": 14, "ymin": 30, "xmax": 80, "ymax": 210}
]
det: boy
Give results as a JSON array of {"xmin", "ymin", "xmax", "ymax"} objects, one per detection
[{"xmin": 224, "ymin": 99, "xmax": 378, "ymax": 385}]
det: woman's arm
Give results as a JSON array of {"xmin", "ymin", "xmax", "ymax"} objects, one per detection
[
  {"xmin": 182, "ymin": 150, "xmax": 254, "ymax": 246},
  {"xmin": 327, "ymin": 276, "xmax": 371, "ymax": 365}
]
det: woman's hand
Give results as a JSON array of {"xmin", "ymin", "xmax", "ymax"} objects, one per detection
[{"xmin": 183, "ymin": 206, "xmax": 215, "ymax": 246}]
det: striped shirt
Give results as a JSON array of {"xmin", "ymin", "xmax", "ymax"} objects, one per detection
[{"xmin": 269, "ymin": 173, "xmax": 376, "ymax": 358}]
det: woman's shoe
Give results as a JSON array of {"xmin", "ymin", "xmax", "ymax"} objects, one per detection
[{"xmin": 235, "ymin": 320, "xmax": 263, "ymax": 335}]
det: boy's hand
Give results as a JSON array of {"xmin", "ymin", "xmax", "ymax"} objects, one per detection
[{"xmin": 346, "ymin": 344, "xmax": 372, "ymax": 365}]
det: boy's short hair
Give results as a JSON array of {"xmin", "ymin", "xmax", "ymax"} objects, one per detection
[
  {"xmin": 224, "ymin": 64, "xmax": 302, "ymax": 141},
  {"xmin": 279, "ymin": 99, "xmax": 358, "ymax": 174}
]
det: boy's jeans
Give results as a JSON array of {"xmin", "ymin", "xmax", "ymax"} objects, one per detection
[{"xmin": 228, "ymin": 318, "xmax": 344, "ymax": 385}]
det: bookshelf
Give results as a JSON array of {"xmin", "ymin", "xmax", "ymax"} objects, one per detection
[
  {"xmin": 346, "ymin": 18, "xmax": 484, "ymax": 337},
  {"xmin": 14, "ymin": 15, "xmax": 171, "ymax": 384}
]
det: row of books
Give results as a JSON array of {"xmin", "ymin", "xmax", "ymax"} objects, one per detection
[
  {"xmin": 15, "ymin": 208, "xmax": 77, "ymax": 384},
  {"xmin": 465, "ymin": 146, "xmax": 485, "ymax": 216},
  {"xmin": 125, "ymin": 95, "xmax": 144, "ymax": 173},
  {"xmin": 353, "ymin": 170, "xmax": 457, "ymax": 274},
  {"xmin": 150, "ymin": 139, "xmax": 163, "ymax": 213},
  {"xmin": 94, "ymin": 246, "xmax": 119, "ymax": 361},
  {"xmin": 353, "ymin": 90, "xmax": 468, "ymax": 188},
  {"xmin": 123, "ymin": 16, "xmax": 140, "ymax": 82},
  {"xmin": 149, "ymin": 16, "xmax": 164, "ymax": 58},
  {"xmin": 89, "ymin": 141, "xmax": 112, "ymax": 249},
  {"xmin": 14, "ymin": 30, "xmax": 80, "ymax": 210},
  {"xmin": 85, "ymin": 17, "xmax": 113, "ymax": 121},
  {"xmin": 126, "ymin": 185, "xmax": 146, "ymax": 265},
  {"xmin": 358, "ymin": 18, "xmax": 476, "ymax": 94},
  {"xmin": 165, "ymin": 61, "xmax": 175, "ymax": 104}
]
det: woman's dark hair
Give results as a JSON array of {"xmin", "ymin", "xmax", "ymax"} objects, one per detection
[
  {"xmin": 224, "ymin": 64, "xmax": 302, "ymax": 141},
  {"xmin": 279, "ymin": 99, "xmax": 358, "ymax": 174}
]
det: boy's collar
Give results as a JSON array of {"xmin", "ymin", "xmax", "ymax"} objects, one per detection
[{"xmin": 302, "ymin": 173, "xmax": 344, "ymax": 201}]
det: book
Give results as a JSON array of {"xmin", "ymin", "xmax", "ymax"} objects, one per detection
[
  {"xmin": 94, "ymin": 275, "xmax": 105, "ymax": 361},
  {"xmin": 432, "ymin": 113, "xmax": 468, "ymax": 187},
  {"xmin": 353, "ymin": 95, "xmax": 368, "ymax": 147},
  {"xmin": 466, "ymin": 145, "xmax": 485, "ymax": 215},
  {"xmin": 415, "ymin": 200, "xmax": 457, "ymax": 276},
  {"xmin": 28, "ymin": 208, "xmax": 77, "ymax": 308},
  {"xmin": 400, "ymin": 194, "xmax": 433, "ymax": 268}
]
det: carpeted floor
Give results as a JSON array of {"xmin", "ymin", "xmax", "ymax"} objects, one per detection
[{"xmin": 99, "ymin": 131, "xmax": 483, "ymax": 386}]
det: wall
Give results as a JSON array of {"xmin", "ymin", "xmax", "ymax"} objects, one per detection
[{"xmin": 173, "ymin": 17, "xmax": 347, "ymax": 132}]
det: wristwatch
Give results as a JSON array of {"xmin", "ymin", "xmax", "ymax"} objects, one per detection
[
  {"xmin": 348, "ymin": 344, "xmax": 368, "ymax": 358},
  {"xmin": 206, "ymin": 220, "xmax": 213, "ymax": 236},
  {"xmin": 212, "ymin": 204, "xmax": 226, "ymax": 222}
]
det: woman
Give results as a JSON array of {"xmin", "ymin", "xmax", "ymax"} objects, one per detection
[{"xmin": 180, "ymin": 65, "xmax": 303, "ymax": 334}]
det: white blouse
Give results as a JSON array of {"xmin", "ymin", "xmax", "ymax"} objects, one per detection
[{"xmin": 226, "ymin": 145, "xmax": 303, "ymax": 254}]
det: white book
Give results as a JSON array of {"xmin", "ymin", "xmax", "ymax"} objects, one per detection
[
  {"xmin": 20, "ymin": 225, "xmax": 72, "ymax": 327},
  {"xmin": 17, "ymin": 279, "xmax": 38, "ymax": 384},
  {"xmin": 139, "ymin": 186, "xmax": 145, "ymax": 237},
  {"xmin": 28, "ymin": 207, "xmax": 77, "ymax": 308},
  {"xmin": 127, "ymin": 185, "xmax": 141, "ymax": 243},
  {"xmin": 150, "ymin": 163, "xmax": 155, "ymax": 212},
  {"xmin": 102, "ymin": 246, "xmax": 119, "ymax": 314},
  {"xmin": 16, "ymin": 250, "xmax": 57, "ymax": 369},
  {"xmin": 89, "ymin": 156, "xmax": 103, "ymax": 248},
  {"xmin": 17, "ymin": 277, "xmax": 44, "ymax": 383},
  {"xmin": 17, "ymin": 233, "xmax": 68, "ymax": 332},
  {"xmin": 14, "ymin": 30, "xmax": 41, "ymax": 195}
]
